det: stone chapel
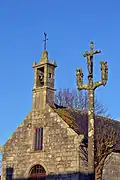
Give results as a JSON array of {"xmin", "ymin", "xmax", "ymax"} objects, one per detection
[{"xmin": 0, "ymin": 44, "xmax": 120, "ymax": 180}]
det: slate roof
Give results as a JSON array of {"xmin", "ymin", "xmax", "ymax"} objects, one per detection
[
  {"xmin": 53, "ymin": 104, "xmax": 87, "ymax": 135},
  {"xmin": 53, "ymin": 104, "xmax": 120, "ymax": 151}
]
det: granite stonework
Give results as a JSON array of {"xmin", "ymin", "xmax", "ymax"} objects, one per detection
[
  {"xmin": 3, "ymin": 104, "xmax": 120, "ymax": 180},
  {"xmin": 1, "ymin": 48, "xmax": 120, "ymax": 180},
  {"xmin": 102, "ymin": 152, "xmax": 120, "ymax": 180},
  {"xmin": 1, "ymin": 105, "xmax": 86, "ymax": 180}
]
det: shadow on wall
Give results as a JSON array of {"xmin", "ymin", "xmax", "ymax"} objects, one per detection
[{"xmin": 6, "ymin": 167, "xmax": 94, "ymax": 180}]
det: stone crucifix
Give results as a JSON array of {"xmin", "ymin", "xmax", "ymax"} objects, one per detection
[
  {"xmin": 43, "ymin": 32, "xmax": 48, "ymax": 50},
  {"xmin": 76, "ymin": 42, "xmax": 108, "ymax": 179}
]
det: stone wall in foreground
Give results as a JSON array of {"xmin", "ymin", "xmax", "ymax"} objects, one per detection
[{"xmin": 102, "ymin": 152, "xmax": 120, "ymax": 180}]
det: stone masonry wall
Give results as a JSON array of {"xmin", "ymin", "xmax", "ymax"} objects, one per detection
[
  {"xmin": 102, "ymin": 152, "xmax": 120, "ymax": 180},
  {"xmin": 2, "ymin": 105, "xmax": 84, "ymax": 180}
]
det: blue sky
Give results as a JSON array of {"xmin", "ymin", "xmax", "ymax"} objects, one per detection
[{"xmin": 0, "ymin": 0, "xmax": 120, "ymax": 146}]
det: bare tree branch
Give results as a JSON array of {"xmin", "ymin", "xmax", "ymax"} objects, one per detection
[
  {"xmin": 55, "ymin": 88, "xmax": 109, "ymax": 117},
  {"xmin": 55, "ymin": 88, "xmax": 120, "ymax": 180}
]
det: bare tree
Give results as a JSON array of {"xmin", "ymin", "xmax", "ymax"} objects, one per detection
[
  {"xmin": 55, "ymin": 88, "xmax": 119, "ymax": 180},
  {"xmin": 55, "ymin": 88, "xmax": 109, "ymax": 117},
  {"xmin": 80, "ymin": 117, "xmax": 120, "ymax": 180}
]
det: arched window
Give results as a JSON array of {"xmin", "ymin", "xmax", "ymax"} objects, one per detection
[{"xmin": 29, "ymin": 164, "xmax": 46, "ymax": 179}]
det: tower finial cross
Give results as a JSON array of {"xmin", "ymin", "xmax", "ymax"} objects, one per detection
[{"xmin": 43, "ymin": 32, "xmax": 48, "ymax": 50}]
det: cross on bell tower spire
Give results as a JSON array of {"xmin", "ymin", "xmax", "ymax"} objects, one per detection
[{"xmin": 43, "ymin": 32, "xmax": 48, "ymax": 50}]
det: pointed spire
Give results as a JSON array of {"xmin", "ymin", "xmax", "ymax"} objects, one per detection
[
  {"xmin": 39, "ymin": 32, "xmax": 49, "ymax": 64},
  {"xmin": 32, "ymin": 61, "xmax": 37, "ymax": 67},
  {"xmin": 52, "ymin": 60, "xmax": 57, "ymax": 67},
  {"xmin": 39, "ymin": 50, "xmax": 49, "ymax": 64}
]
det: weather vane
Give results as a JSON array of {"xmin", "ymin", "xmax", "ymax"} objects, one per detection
[{"xmin": 43, "ymin": 32, "xmax": 48, "ymax": 50}]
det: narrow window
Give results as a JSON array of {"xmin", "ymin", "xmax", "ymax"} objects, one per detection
[{"xmin": 34, "ymin": 128, "xmax": 43, "ymax": 150}]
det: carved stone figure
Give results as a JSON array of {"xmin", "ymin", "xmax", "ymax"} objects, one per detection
[{"xmin": 76, "ymin": 42, "xmax": 108, "ymax": 179}]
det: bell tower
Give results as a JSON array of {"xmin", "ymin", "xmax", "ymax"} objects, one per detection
[{"xmin": 32, "ymin": 33, "xmax": 57, "ymax": 110}]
